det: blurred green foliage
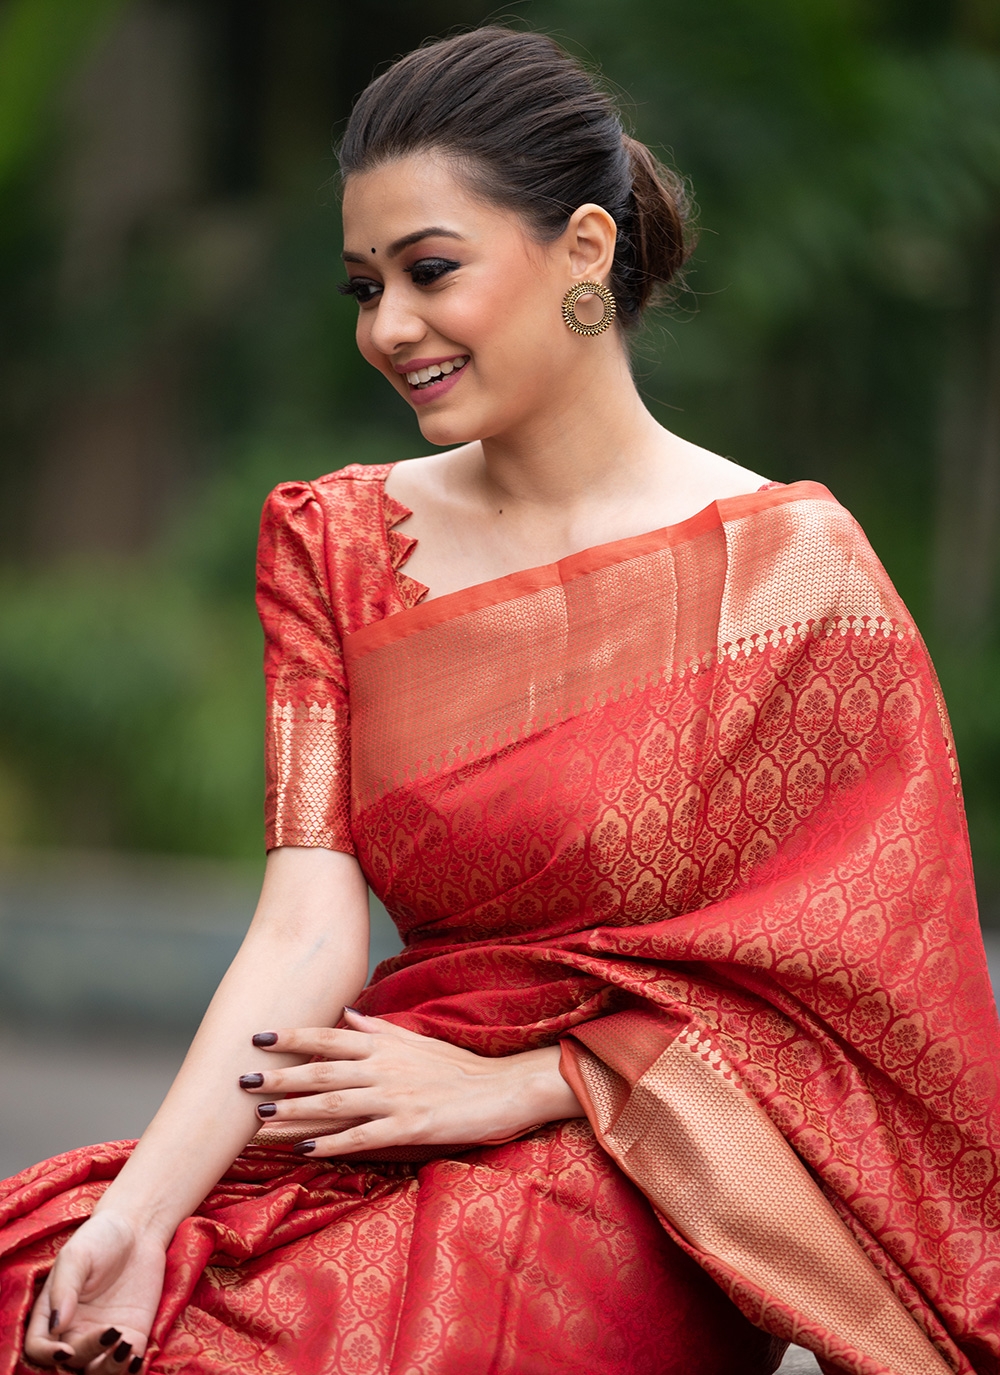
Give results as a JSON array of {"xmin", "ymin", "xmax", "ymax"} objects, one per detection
[
  {"xmin": 0, "ymin": 426, "xmax": 414, "ymax": 855},
  {"xmin": 0, "ymin": 0, "xmax": 998, "ymax": 908},
  {"xmin": 0, "ymin": 0, "xmax": 124, "ymax": 189}
]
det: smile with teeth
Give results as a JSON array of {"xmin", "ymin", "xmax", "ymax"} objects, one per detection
[{"xmin": 405, "ymin": 356, "xmax": 469, "ymax": 388}]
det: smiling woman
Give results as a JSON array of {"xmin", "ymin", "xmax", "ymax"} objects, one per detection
[{"xmin": 3, "ymin": 24, "xmax": 999, "ymax": 1375}]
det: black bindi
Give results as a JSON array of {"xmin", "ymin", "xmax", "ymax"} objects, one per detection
[{"xmin": 371, "ymin": 247, "xmax": 376, "ymax": 254}]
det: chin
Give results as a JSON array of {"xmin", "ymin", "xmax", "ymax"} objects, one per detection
[{"xmin": 415, "ymin": 407, "xmax": 483, "ymax": 448}]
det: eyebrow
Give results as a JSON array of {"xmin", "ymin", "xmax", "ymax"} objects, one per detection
[{"xmin": 342, "ymin": 227, "xmax": 463, "ymax": 264}]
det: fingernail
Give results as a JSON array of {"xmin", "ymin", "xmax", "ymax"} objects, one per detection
[
  {"xmin": 292, "ymin": 1139, "xmax": 316, "ymax": 1155},
  {"xmin": 251, "ymin": 1031, "xmax": 278, "ymax": 1047},
  {"xmin": 128, "ymin": 1359, "xmax": 143, "ymax": 1374},
  {"xmin": 343, "ymin": 1005, "xmax": 359, "ymax": 1014},
  {"xmin": 48, "ymin": 1309, "xmax": 59, "ymax": 1332},
  {"xmin": 113, "ymin": 1340, "xmax": 132, "ymax": 1362},
  {"xmin": 256, "ymin": 1102, "xmax": 277, "ymax": 1118},
  {"xmin": 238, "ymin": 1072, "xmax": 264, "ymax": 1088},
  {"xmin": 100, "ymin": 1328, "xmax": 122, "ymax": 1347},
  {"xmin": 53, "ymin": 1353, "xmax": 73, "ymax": 1366}
]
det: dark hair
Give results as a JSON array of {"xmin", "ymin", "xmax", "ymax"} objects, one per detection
[{"xmin": 339, "ymin": 27, "xmax": 695, "ymax": 329}]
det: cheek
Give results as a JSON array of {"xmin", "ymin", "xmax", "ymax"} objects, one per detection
[
  {"xmin": 355, "ymin": 315, "xmax": 383, "ymax": 371},
  {"xmin": 449, "ymin": 278, "xmax": 561, "ymax": 372}
]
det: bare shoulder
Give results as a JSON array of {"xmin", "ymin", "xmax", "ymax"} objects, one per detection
[{"xmin": 671, "ymin": 435, "xmax": 769, "ymax": 501}]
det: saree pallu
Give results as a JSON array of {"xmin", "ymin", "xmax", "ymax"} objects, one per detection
[
  {"xmin": 2, "ymin": 469, "xmax": 998, "ymax": 1374},
  {"xmin": 335, "ymin": 476, "xmax": 999, "ymax": 1374}
]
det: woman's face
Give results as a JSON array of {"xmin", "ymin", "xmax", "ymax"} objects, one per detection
[{"xmin": 340, "ymin": 152, "xmax": 613, "ymax": 448}]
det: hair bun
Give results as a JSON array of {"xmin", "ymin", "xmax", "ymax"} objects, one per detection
[{"xmin": 619, "ymin": 135, "xmax": 695, "ymax": 318}]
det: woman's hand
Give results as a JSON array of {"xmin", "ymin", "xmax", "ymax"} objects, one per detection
[
  {"xmin": 238, "ymin": 1010, "xmax": 584, "ymax": 1156},
  {"xmin": 23, "ymin": 1211, "xmax": 166, "ymax": 1372}
]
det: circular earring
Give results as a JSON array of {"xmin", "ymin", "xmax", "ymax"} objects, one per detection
[{"xmin": 561, "ymin": 280, "xmax": 617, "ymax": 336}]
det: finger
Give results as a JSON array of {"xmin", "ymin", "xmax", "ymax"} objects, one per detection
[
  {"xmin": 254, "ymin": 1087, "xmax": 378, "ymax": 1124},
  {"xmin": 290, "ymin": 1117, "xmax": 404, "ymax": 1158},
  {"xmin": 22, "ymin": 1328, "xmax": 79, "ymax": 1370},
  {"xmin": 24, "ymin": 1248, "xmax": 83, "ymax": 1356},
  {"xmin": 57, "ymin": 1334, "xmax": 138, "ymax": 1374},
  {"xmin": 249, "ymin": 1027, "xmax": 371, "ymax": 1060},
  {"xmin": 46, "ymin": 1239, "xmax": 88, "ymax": 1338},
  {"xmin": 24, "ymin": 1295, "xmax": 76, "ymax": 1366},
  {"xmin": 239, "ymin": 1057, "xmax": 372, "ymax": 1096},
  {"xmin": 342, "ymin": 1009, "xmax": 426, "ymax": 1040},
  {"xmin": 62, "ymin": 1324, "xmax": 145, "ymax": 1370},
  {"xmin": 97, "ymin": 1335, "xmax": 138, "ymax": 1374}
]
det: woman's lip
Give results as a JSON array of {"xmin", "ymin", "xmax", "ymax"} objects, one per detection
[
  {"xmin": 406, "ymin": 364, "xmax": 466, "ymax": 406},
  {"xmin": 393, "ymin": 354, "xmax": 467, "ymax": 375}
]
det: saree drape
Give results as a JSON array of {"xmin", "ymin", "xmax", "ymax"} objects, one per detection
[{"xmin": 2, "ymin": 466, "xmax": 998, "ymax": 1375}]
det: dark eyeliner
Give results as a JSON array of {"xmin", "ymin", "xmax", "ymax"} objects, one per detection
[
  {"xmin": 408, "ymin": 257, "xmax": 461, "ymax": 285},
  {"xmin": 337, "ymin": 277, "xmax": 382, "ymax": 304}
]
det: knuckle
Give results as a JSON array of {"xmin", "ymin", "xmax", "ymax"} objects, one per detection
[{"xmin": 319, "ymin": 1090, "xmax": 343, "ymax": 1113}]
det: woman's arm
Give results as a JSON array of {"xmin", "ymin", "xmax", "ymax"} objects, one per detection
[
  {"xmin": 26, "ymin": 845, "xmax": 370, "ymax": 1369},
  {"xmin": 94, "ymin": 846, "xmax": 370, "ymax": 1235}
]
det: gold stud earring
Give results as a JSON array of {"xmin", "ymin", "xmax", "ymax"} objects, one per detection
[{"xmin": 561, "ymin": 280, "xmax": 617, "ymax": 336}]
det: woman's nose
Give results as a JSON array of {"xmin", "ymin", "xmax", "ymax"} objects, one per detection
[{"xmin": 368, "ymin": 285, "xmax": 426, "ymax": 357}]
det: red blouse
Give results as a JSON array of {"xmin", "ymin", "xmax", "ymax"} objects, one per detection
[{"xmin": 256, "ymin": 464, "xmax": 425, "ymax": 853}]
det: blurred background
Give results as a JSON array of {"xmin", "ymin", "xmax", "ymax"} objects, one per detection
[{"xmin": 2, "ymin": 0, "xmax": 1000, "ymax": 1188}]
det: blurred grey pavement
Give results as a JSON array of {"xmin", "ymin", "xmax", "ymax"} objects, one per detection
[
  {"xmin": 0, "ymin": 849, "xmax": 403, "ymax": 1178},
  {"xmin": 1, "ymin": 851, "xmax": 997, "ymax": 1375}
]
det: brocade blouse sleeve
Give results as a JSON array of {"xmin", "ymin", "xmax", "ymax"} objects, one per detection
[{"xmin": 256, "ymin": 482, "xmax": 353, "ymax": 854}]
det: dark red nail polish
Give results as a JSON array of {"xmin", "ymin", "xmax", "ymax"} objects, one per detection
[
  {"xmin": 343, "ymin": 1005, "xmax": 359, "ymax": 1014},
  {"xmin": 48, "ymin": 1309, "xmax": 59, "ymax": 1332},
  {"xmin": 112, "ymin": 1340, "xmax": 132, "ymax": 1362},
  {"xmin": 128, "ymin": 1359, "xmax": 143, "ymax": 1374},
  {"xmin": 239, "ymin": 1072, "xmax": 264, "ymax": 1088},
  {"xmin": 292, "ymin": 1139, "xmax": 316, "ymax": 1155},
  {"xmin": 100, "ymin": 1328, "xmax": 122, "ymax": 1347},
  {"xmin": 53, "ymin": 1353, "xmax": 73, "ymax": 1365},
  {"xmin": 256, "ymin": 1102, "xmax": 277, "ymax": 1118},
  {"xmin": 251, "ymin": 1031, "xmax": 278, "ymax": 1047}
]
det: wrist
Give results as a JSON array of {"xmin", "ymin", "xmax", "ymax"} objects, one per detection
[
  {"xmin": 91, "ymin": 1183, "xmax": 178, "ymax": 1250},
  {"xmin": 507, "ymin": 1045, "xmax": 584, "ymax": 1125}
]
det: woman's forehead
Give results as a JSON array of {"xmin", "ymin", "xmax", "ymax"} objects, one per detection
[{"xmin": 341, "ymin": 154, "xmax": 511, "ymax": 249}]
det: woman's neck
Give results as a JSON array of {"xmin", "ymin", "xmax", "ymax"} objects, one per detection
[{"xmin": 469, "ymin": 350, "xmax": 673, "ymax": 515}]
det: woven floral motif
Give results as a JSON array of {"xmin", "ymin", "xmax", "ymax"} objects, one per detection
[{"xmin": 1, "ymin": 470, "xmax": 996, "ymax": 1375}]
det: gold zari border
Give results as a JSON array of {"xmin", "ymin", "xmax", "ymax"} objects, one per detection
[{"xmin": 572, "ymin": 1031, "xmax": 953, "ymax": 1375}]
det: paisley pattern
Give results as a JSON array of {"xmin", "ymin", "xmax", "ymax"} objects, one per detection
[
  {"xmin": 347, "ymin": 627, "xmax": 997, "ymax": 1372},
  {"xmin": 0, "ymin": 1127, "xmax": 779, "ymax": 1375},
  {"xmin": 2, "ymin": 467, "xmax": 998, "ymax": 1375}
]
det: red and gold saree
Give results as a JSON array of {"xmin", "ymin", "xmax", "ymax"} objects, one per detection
[{"xmin": 2, "ymin": 465, "xmax": 998, "ymax": 1375}]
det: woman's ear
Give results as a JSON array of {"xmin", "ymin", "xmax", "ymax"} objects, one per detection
[{"xmin": 564, "ymin": 203, "xmax": 617, "ymax": 284}]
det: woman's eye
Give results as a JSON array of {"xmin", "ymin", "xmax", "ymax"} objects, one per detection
[
  {"xmin": 408, "ymin": 257, "xmax": 460, "ymax": 287},
  {"xmin": 337, "ymin": 277, "xmax": 382, "ymax": 305}
]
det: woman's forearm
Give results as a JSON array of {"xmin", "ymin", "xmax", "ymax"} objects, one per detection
[{"xmin": 92, "ymin": 847, "xmax": 369, "ymax": 1245}]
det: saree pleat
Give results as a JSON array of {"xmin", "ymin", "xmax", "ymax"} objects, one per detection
[{"xmin": 2, "ymin": 469, "xmax": 997, "ymax": 1375}]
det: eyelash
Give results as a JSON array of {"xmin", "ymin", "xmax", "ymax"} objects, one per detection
[{"xmin": 337, "ymin": 257, "xmax": 461, "ymax": 304}]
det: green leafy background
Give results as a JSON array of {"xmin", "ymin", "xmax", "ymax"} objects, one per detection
[{"xmin": 0, "ymin": 0, "xmax": 998, "ymax": 917}]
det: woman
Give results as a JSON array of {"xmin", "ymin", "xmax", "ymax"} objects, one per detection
[{"xmin": 3, "ymin": 26, "xmax": 998, "ymax": 1375}]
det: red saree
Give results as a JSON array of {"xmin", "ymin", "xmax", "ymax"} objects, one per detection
[{"xmin": 2, "ymin": 465, "xmax": 998, "ymax": 1375}]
